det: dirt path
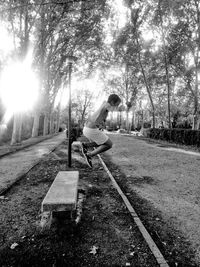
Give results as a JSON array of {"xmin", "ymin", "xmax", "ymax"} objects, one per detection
[
  {"xmin": 1, "ymin": 133, "xmax": 200, "ymax": 266},
  {"xmin": 0, "ymin": 141, "xmax": 159, "ymax": 267},
  {"xmin": 103, "ymin": 133, "xmax": 200, "ymax": 264}
]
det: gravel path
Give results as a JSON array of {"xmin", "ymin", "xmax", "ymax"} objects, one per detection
[{"xmin": 105, "ymin": 133, "xmax": 200, "ymax": 263}]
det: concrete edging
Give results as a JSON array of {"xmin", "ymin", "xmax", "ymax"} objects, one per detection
[{"xmin": 98, "ymin": 154, "xmax": 169, "ymax": 267}]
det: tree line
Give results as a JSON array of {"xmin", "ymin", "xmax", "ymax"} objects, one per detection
[
  {"xmin": 0, "ymin": 0, "xmax": 200, "ymax": 145},
  {"xmin": 0, "ymin": 0, "xmax": 108, "ymax": 144},
  {"xmin": 102, "ymin": 0, "xmax": 200, "ymax": 131}
]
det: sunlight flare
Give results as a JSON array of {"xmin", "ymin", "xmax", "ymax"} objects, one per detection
[
  {"xmin": 112, "ymin": 0, "xmax": 129, "ymax": 29},
  {"xmin": 54, "ymin": 85, "xmax": 69, "ymax": 108},
  {"xmin": 0, "ymin": 51, "xmax": 39, "ymax": 122},
  {"xmin": 103, "ymin": 0, "xmax": 129, "ymax": 45},
  {"xmin": 0, "ymin": 24, "xmax": 15, "ymax": 54}
]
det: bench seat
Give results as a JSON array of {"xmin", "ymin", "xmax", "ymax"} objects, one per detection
[{"xmin": 41, "ymin": 171, "xmax": 79, "ymax": 213}]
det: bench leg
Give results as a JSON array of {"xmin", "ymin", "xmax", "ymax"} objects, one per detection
[
  {"xmin": 40, "ymin": 211, "xmax": 52, "ymax": 230},
  {"xmin": 75, "ymin": 191, "xmax": 85, "ymax": 225}
]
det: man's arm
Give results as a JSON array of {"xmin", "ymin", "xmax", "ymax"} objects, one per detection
[{"xmin": 88, "ymin": 102, "xmax": 108, "ymax": 124}]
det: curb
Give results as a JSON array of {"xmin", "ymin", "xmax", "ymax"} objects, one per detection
[{"xmin": 98, "ymin": 154, "xmax": 169, "ymax": 267}]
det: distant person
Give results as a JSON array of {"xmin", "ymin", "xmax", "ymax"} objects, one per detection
[{"xmin": 81, "ymin": 94, "xmax": 121, "ymax": 168}]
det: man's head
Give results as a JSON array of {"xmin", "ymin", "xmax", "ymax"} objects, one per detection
[{"xmin": 107, "ymin": 94, "xmax": 121, "ymax": 107}]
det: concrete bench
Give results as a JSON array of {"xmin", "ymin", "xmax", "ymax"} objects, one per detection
[{"xmin": 40, "ymin": 171, "xmax": 79, "ymax": 228}]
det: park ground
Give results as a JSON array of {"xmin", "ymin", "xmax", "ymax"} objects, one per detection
[{"xmin": 0, "ymin": 133, "xmax": 200, "ymax": 266}]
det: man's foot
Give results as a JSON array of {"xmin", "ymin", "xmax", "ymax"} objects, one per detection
[
  {"xmin": 81, "ymin": 143, "xmax": 88, "ymax": 155},
  {"xmin": 81, "ymin": 143, "xmax": 92, "ymax": 168},
  {"xmin": 84, "ymin": 153, "xmax": 93, "ymax": 168}
]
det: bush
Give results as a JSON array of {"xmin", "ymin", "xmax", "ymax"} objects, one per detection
[{"xmin": 145, "ymin": 128, "xmax": 200, "ymax": 147}]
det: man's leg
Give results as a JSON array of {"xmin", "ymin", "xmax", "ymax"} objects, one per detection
[
  {"xmin": 83, "ymin": 141, "xmax": 99, "ymax": 148},
  {"xmin": 81, "ymin": 128, "xmax": 112, "ymax": 167},
  {"xmin": 87, "ymin": 139, "xmax": 112, "ymax": 157},
  {"xmin": 81, "ymin": 141, "xmax": 98, "ymax": 156}
]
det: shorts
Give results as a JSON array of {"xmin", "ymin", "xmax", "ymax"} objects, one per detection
[{"xmin": 83, "ymin": 127, "xmax": 109, "ymax": 145}]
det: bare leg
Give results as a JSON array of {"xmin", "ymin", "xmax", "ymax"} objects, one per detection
[
  {"xmin": 83, "ymin": 141, "xmax": 99, "ymax": 148},
  {"xmin": 87, "ymin": 139, "xmax": 112, "ymax": 157}
]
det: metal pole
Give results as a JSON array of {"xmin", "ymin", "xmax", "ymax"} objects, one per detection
[{"xmin": 68, "ymin": 62, "xmax": 72, "ymax": 167}]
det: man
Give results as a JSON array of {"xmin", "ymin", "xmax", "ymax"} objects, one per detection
[{"xmin": 81, "ymin": 94, "xmax": 121, "ymax": 168}]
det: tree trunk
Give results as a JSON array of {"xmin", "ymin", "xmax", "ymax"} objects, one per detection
[
  {"xmin": 192, "ymin": 0, "xmax": 200, "ymax": 129},
  {"xmin": 22, "ymin": 0, "xmax": 29, "ymax": 58},
  {"xmin": 141, "ymin": 110, "xmax": 144, "ymax": 128},
  {"xmin": 158, "ymin": 1, "xmax": 171, "ymax": 128},
  {"xmin": 192, "ymin": 96, "xmax": 200, "ymax": 130},
  {"xmin": 136, "ymin": 36, "xmax": 155, "ymax": 128},
  {"xmin": 11, "ymin": 113, "xmax": 22, "ymax": 145},
  {"xmin": 43, "ymin": 112, "xmax": 49, "ymax": 135},
  {"xmin": 132, "ymin": 110, "xmax": 136, "ymax": 130},
  {"xmin": 56, "ymin": 106, "xmax": 61, "ymax": 133},
  {"xmin": 119, "ymin": 111, "xmax": 122, "ymax": 128},
  {"xmin": 38, "ymin": 4, "xmax": 46, "ymax": 134},
  {"xmin": 10, "ymin": 1, "xmax": 29, "ymax": 145},
  {"xmin": 164, "ymin": 52, "xmax": 171, "ymax": 128},
  {"xmin": 125, "ymin": 110, "xmax": 129, "ymax": 132},
  {"xmin": 192, "ymin": 58, "xmax": 199, "ymax": 129},
  {"xmin": 32, "ymin": 112, "xmax": 40, "ymax": 137},
  {"xmin": 49, "ymin": 113, "xmax": 54, "ymax": 134}
]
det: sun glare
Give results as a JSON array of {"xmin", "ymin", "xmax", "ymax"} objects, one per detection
[
  {"xmin": 104, "ymin": 0, "xmax": 129, "ymax": 45},
  {"xmin": 55, "ymin": 85, "xmax": 69, "ymax": 108},
  {"xmin": 0, "ymin": 52, "xmax": 39, "ymax": 122},
  {"xmin": 113, "ymin": 0, "xmax": 129, "ymax": 29},
  {"xmin": 142, "ymin": 29, "xmax": 154, "ymax": 41},
  {"xmin": 0, "ymin": 24, "xmax": 14, "ymax": 54}
]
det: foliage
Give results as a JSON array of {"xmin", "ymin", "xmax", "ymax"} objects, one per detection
[
  {"xmin": 1, "ymin": 0, "xmax": 200, "ymax": 142},
  {"xmin": 72, "ymin": 88, "xmax": 94, "ymax": 125},
  {"xmin": 146, "ymin": 127, "xmax": 200, "ymax": 147}
]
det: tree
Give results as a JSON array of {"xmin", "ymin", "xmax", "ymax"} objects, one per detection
[
  {"xmin": 2, "ymin": 0, "xmax": 38, "ymax": 144},
  {"xmin": 102, "ymin": 63, "xmax": 138, "ymax": 131},
  {"xmin": 72, "ymin": 88, "xmax": 94, "ymax": 127},
  {"xmin": 31, "ymin": 0, "xmax": 109, "ymax": 136},
  {"xmin": 106, "ymin": 0, "xmax": 157, "ymax": 128},
  {"xmin": 164, "ymin": 0, "xmax": 200, "ymax": 129}
]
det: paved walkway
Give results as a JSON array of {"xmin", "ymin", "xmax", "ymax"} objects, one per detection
[{"xmin": 0, "ymin": 133, "xmax": 66, "ymax": 194}]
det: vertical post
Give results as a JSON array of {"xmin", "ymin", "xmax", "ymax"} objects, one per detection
[
  {"xmin": 68, "ymin": 62, "xmax": 72, "ymax": 168},
  {"xmin": 66, "ymin": 55, "xmax": 77, "ymax": 168}
]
